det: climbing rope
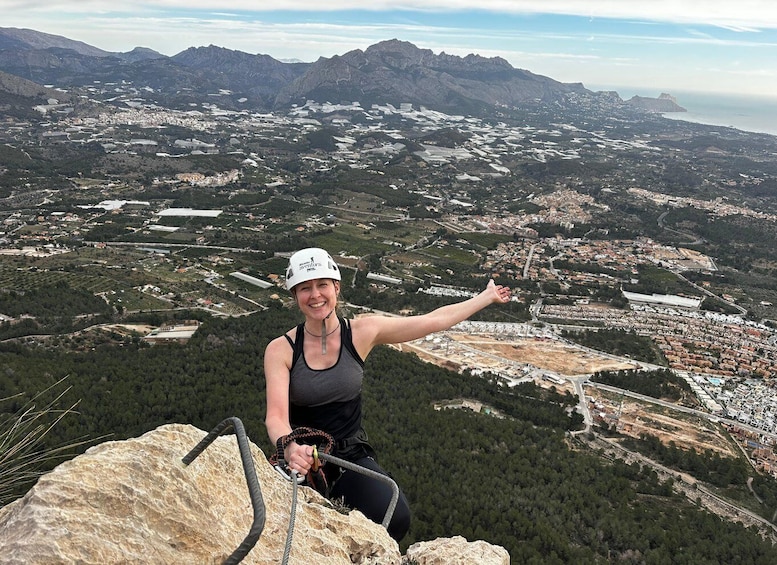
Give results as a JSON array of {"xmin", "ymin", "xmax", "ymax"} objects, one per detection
[
  {"xmin": 272, "ymin": 427, "xmax": 400, "ymax": 565},
  {"xmin": 184, "ymin": 421, "xmax": 399, "ymax": 565}
]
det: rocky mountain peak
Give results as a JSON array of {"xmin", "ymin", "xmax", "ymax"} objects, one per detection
[
  {"xmin": 363, "ymin": 38, "xmax": 435, "ymax": 67},
  {"xmin": 274, "ymin": 39, "xmax": 584, "ymax": 112},
  {"xmin": 658, "ymin": 92, "xmax": 679, "ymax": 103},
  {"xmin": 0, "ymin": 424, "xmax": 509, "ymax": 564},
  {"xmin": 361, "ymin": 38, "xmax": 513, "ymax": 74},
  {"xmin": 119, "ymin": 46, "xmax": 165, "ymax": 63}
]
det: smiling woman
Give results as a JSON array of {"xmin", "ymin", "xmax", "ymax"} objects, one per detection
[{"xmin": 262, "ymin": 246, "xmax": 512, "ymax": 541}]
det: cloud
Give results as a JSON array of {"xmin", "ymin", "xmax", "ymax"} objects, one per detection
[
  {"xmin": 3, "ymin": 1, "xmax": 777, "ymax": 29},
  {"xmin": 4, "ymin": 3, "xmax": 775, "ymax": 63}
]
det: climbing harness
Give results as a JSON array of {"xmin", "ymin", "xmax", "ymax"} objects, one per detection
[{"xmin": 183, "ymin": 419, "xmax": 398, "ymax": 565}]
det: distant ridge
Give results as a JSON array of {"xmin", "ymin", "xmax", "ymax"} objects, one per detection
[
  {"xmin": 171, "ymin": 45, "xmax": 308, "ymax": 104},
  {"xmin": 0, "ymin": 27, "xmax": 671, "ymax": 116},
  {"xmin": 0, "ymin": 27, "xmax": 163, "ymax": 61},
  {"xmin": 0, "ymin": 27, "xmax": 112, "ymax": 57},
  {"xmin": 0, "ymin": 69, "xmax": 69, "ymax": 99},
  {"xmin": 0, "ymin": 69, "xmax": 81, "ymax": 119},
  {"xmin": 273, "ymin": 38, "xmax": 589, "ymax": 113}
]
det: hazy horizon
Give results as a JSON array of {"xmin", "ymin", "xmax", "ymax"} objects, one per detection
[{"xmin": 1, "ymin": 1, "xmax": 775, "ymax": 99}]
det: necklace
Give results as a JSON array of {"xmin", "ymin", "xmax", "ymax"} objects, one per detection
[
  {"xmin": 303, "ymin": 322, "xmax": 340, "ymax": 338},
  {"xmin": 305, "ymin": 311, "xmax": 339, "ymax": 354}
]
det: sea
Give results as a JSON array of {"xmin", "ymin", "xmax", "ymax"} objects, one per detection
[{"xmin": 590, "ymin": 86, "xmax": 777, "ymax": 137}]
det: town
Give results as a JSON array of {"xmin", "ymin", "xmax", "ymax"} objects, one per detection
[{"xmin": 2, "ymin": 76, "xmax": 777, "ymax": 477}]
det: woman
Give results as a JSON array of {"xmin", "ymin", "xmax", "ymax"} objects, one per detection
[{"xmin": 264, "ymin": 247, "xmax": 512, "ymax": 541}]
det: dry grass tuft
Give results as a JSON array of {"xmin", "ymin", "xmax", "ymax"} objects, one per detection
[{"xmin": 0, "ymin": 377, "xmax": 94, "ymax": 507}]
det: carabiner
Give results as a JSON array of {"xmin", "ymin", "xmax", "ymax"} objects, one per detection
[{"xmin": 311, "ymin": 444, "xmax": 321, "ymax": 472}]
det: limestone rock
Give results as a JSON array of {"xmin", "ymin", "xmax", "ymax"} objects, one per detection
[
  {"xmin": 0, "ymin": 423, "xmax": 400, "ymax": 565},
  {"xmin": 406, "ymin": 535, "xmax": 510, "ymax": 565},
  {"xmin": 0, "ymin": 424, "xmax": 510, "ymax": 564}
]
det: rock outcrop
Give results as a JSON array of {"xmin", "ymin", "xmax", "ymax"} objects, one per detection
[
  {"xmin": 406, "ymin": 536, "xmax": 510, "ymax": 564},
  {"xmin": 0, "ymin": 424, "xmax": 509, "ymax": 564},
  {"xmin": 626, "ymin": 92, "xmax": 687, "ymax": 113}
]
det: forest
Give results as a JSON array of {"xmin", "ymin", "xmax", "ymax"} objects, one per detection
[
  {"xmin": 0, "ymin": 280, "xmax": 112, "ymax": 319},
  {"xmin": 590, "ymin": 368, "xmax": 692, "ymax": 401},
  {"xmin": 562, "ymin": 329, "xmax": 666, "ymax": 366},
  {"xmin": 2, "ymin": 303, "xmax": 777, "ymax": 563}
]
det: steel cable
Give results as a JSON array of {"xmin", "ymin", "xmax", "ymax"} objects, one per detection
[
  {"xmin": 278, "ymin": 451, "xmax": 399, "ymax": 564},
  {"xmin": 184, "ymin": 421, "xmax": 398, "ymax": 564},
  {"xmin": 182, "ymin": 417, "xmax": 266, "ymax": 565},
  {"xmin": 281, "ymin": 471, "xmax": 299, "ymax": 565}
]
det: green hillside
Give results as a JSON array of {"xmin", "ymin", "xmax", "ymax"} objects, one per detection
[{"xmin": 2, "ymin": 305, "xmax": 777, "ymax": 563}]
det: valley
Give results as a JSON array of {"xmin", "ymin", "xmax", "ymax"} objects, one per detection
[{"xmin": 2, "ymin": 29, "xmax": 777, "ymax": 560}]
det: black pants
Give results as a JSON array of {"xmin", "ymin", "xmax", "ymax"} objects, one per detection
[{"xmin": 328, "ymin": 455, "xmax": 411, "ymax": 542}]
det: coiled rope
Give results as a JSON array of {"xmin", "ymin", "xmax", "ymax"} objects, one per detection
[{"xmin": 273, "ymin": 428, "xmax": 400, "ymax": 565}]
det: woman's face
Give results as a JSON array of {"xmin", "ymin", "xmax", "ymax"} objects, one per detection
[{"xmin": 293, "ymin": 278, "xmax": 339, "ymax": 319}]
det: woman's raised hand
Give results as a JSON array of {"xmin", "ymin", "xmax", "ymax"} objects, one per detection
[{"xmin": 486, "ymin": 278, "xmax": 511, "ymax": 304}]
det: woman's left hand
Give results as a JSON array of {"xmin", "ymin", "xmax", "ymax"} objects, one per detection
[{"xmin": 486, "ymin": 279, "xmax": 511, "ymax": 304}]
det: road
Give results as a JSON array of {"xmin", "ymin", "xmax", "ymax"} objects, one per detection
[{"xmin": 588, "ymin": 381, "xmax": 777, "ymax": 442}]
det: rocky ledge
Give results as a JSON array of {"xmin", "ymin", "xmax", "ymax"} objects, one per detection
[{"xmin": 0, "ymin": 423, "xmax": 509, "ymax": 564}]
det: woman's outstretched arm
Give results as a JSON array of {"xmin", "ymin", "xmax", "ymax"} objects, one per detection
[{"xmin": 352, "ymin": 279, "xmax": 511, "ymax": 356}]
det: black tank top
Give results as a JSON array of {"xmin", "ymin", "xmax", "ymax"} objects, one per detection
[{"xmin": 285, "ymin": 317, "xmax": 365, "ymax": 443}]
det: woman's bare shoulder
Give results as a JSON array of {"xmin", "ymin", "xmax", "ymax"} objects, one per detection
[
  {"xmin": 345, "ymin": 314, "xmax": 387, "ymax": 352},
  {"xmin": 265, "ymin": 328, "xmax": 297, "ymax": 352}
]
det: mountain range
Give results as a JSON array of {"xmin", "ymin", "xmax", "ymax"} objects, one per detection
[{"xmin": 0, "ymin": 27, "xmax": 684, "ymax": 115}]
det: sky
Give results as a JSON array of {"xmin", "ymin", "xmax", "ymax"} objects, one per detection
[{"xmin": 2, "ymin": 1, "xmax": 777, "ymax": 99}]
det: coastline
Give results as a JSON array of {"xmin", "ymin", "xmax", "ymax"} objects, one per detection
[
  {"xmin": 660, "ymin": 90, "xmax": 777, "ymax": 137},
  {"xmin": 591, "ymin": 86, "xmax": 777, "ymax": 137}
]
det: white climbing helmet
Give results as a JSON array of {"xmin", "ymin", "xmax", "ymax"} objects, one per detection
[{"xmin": 285, "ymin": 248, "xmax": 341, "ymax": 291}]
